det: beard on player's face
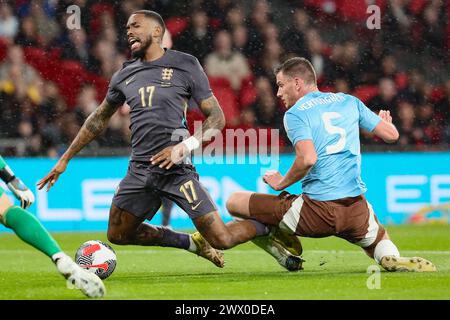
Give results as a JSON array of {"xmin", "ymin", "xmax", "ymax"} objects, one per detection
[{"xmin": 131, "ymin": 34, "xmax": 153, "ymax": 59}]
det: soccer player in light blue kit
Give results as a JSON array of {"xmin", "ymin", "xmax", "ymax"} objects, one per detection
[{"xmin": 226, "ymin": 57, "xmax": 436, "ymax": 272}]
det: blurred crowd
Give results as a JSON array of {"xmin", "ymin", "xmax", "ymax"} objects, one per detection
[{"xmin": 0, "ymin": 0, "xmax": 449, "ymax": 157}]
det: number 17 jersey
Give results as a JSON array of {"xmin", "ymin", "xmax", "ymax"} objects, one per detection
[{"xmin": 283, "ymin": 91, "xmax": 381, "ymax": 201}]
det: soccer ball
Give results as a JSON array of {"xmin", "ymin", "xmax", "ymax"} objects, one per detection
[{"xmin": 75, "ymin": 240, "xmax": 117, "ymax": 280}]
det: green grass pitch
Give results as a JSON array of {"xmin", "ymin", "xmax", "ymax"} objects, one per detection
[{"xmin": 0, "ymin": 224, "xmax": 449, "ymax": 300}]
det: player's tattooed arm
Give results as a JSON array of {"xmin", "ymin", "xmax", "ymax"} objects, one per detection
[
  {"xmin": 195, "ymin": 95, "xmax": 225, "ymax": 143},
  {"xmin": 151, "ymin": 95, "xmax": 225, "ymax": 170},
  {"xmin": 37, "ymin": 99, "xmax": 120, "ymax": 191},
  {"xmin": 63, "ymin": 99, "xmax": 120, "ymax": 161}
]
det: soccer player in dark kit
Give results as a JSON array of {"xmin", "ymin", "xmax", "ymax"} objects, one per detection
[{"xmin": 38, "ymin": 10, "xmax": 302, "ymax": 271}]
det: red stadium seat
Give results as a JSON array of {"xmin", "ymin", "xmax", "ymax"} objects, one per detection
[
  {"xmin": 165, "ymin": 17, "xmax": 189, "ymax": 38},
  {"xmin": 239, "ymin": 75, "xmax": 257, "ymax": 108},
  {"xmin": 395, "ymin": 73, "xmax": 408, "ymax": 90},
  {"xmin": 352, "ymin": 85, "xmax": 379, "ymax": 103},
  {"xmin": 409, "ymin": 0, "xmax": 427, "ymax": 15},
  {"xmin": 319, "ymin": 85, "xmax": 335, "ymax": 93},
  {"xmin": 85, "ymin": 72, "xmax": 109, "ymax": 102},
  {"xmin": 209, "ymin": 77, "xmax": 240, "ymax": 126},
  {"xmin": 55, "ymin": 60, "xmax": 89, "ymax": 109},
  {"xmin": 186, "ymin": 109, "xmax": 206, "ymax": 135},
  {"xmin": 0, "ymin": 37, "xmax": 8, "ymax": 62},
  {"xmin": 209, "ymin": 18, "xmax": 222, "ymax": 30}
]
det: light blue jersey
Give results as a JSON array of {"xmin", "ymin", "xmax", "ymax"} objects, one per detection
[{"xmin": 284, "ymin": 91, "xmax": 381, "ymax": 201}]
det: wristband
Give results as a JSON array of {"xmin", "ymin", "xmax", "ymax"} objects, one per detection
[
  {"xmin": 182, "ymin": 136, "xmax": 200, "ymax": 152},
  {"xmin": 0, "ymin": 165, "xmax": 15, "ymax": 184}
]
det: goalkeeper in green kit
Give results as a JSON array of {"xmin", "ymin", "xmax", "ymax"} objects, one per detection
[{"xmin": 0, "ymin": 156, "xmax": 105, "ymax": 298}]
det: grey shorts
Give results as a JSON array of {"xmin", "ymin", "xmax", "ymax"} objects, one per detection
[{"xmin": 112, "ymin": 161, "xmax": 217, "ymax": 221}]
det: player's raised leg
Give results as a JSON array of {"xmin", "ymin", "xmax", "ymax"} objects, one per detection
[
  {"xmin": 106, "ymin": 203, "xmax": 225, "ymax": 267},
  {"xmin": 225, "ymin": 191, "xmax": 304, "ymax": 271}
]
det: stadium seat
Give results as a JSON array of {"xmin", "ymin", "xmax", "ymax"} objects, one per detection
[
  {"xmin": 0, "ymin": 37, "xmax": 9, "ymax": 62},
  {"xmin": 209, "ymin": 77, "xmax": 240, "ymax": 126},
  {"xmin": 409, "ymin": 0, "xmax": 427, "ymax": 16},
  {"xmin": 352, "ymin": 85, "xmax": 379, "ymax": 103},
  {"xmin": 395, "ymin": 73, "xmax": 408, "ymax": 90},
  {"xmin": 165, "ymin": 17, "xmax": 189, "ymax": 38},
  {"xmin": 56, "ymin": 60, "xmax": 88, "ymax": 108},
  {"xmin": 239, "ymin": 75, "xmax": 257, "ymax": 108},
  {"xmin": 85, "ymin": 72, "xmax": 109, "ymax": 102},
  {"xmin": 186, "ymin": 109, "xmax": 206, "ymax": 135},
  {"xmin": 319, "ymin": 85, "xmax": 334, "ymax": 93}
]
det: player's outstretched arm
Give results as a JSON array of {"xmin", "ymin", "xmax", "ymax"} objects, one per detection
[
  {"xmin": 372, "ymin": 110, "xmax": 399, "ymax": 144},
  {"xmin": 263, "ymin": 140, "xmax": 317, "ymax": 191},
  {"xmin": 151, "ymin": 95, "xmax": 225, "ymax": 169},
  {"xmin": 37, "ymin": 99, "xmax": 120, "ymax": 191}
]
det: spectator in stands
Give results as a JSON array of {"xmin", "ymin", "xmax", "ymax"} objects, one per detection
[
  {"xmin": 414, "ymin": 101, "xmax": 442, "ymax": 146},
  {"xmin": 15, "ymin": 16, "xmax": 40, "ymax": 47},
  {"xmin": 421, "ymin": 2, "xmax": 446, "ymax": 59},
  {"xmin": 334, "ymin": 78, "xmax": 351, "ymax": 94},
  {"xmin": 281, "ymin": 8, "xmax": 310, "ymax": 58},
  {"xmin": 368, "ymin": 78, "xmax": 399, "ymax": 121},
  {"xmin": 398, "ymin": 69, "xmax": 429, "ymax": 105},
  {"xmin": 0, "ymin": 2, "xmax": 19, "ymax": 41},
  {"xmin": 255, "ymin": 40, "xmax": 282, "ymax": 81},
  {"xmin": 250, "ymin": 76, "xmax": 281, "ymax": 128},
  {"xmin": 224, "ymin": 4, "xmax": 246, "ymax": 31},
  {"xmin": 231, "ymin": 24, "xmax": 251, "ymax": 57},
  {"xmin": 204, "ymin": 29, "xmax": 251, "ymax": 91},
  {"xmin": 0, "ymin": 45, "xmax": 43, "ymax": 104},
  {"xmin": 305, "ymin": 28, "xmax": 327, "ymax": 84},
  {"xmin": 396, "ymin": 100, "xmax": 416, "ymax": 147},
  {"xmin": 89, "ymin": 38, "xmax": 118, "ymax": 78},
  {"xmin": 175, "ymin": 9, "xmax": 213, "ymax": 63},
  {"xmin": 436, "ymin": 79, "xmax": 450, "ymax": 124},
  {"xmin": 60, "ymin": 28, "xmax": 91, "ymax": 69},
  {"xmin": 206, "ymin": 0, "xmax": 233, "ymax": 26},
  {"xmin": 382, "ymin": 0, "xmax": 413, "ymax": 51},
  {"xmin": 326, "ymin": 40, "xmax": 362, "ymax": 89},
  {"xmin": 37, "ymin": 81, "xmax": 67, "ymax": 155},
  {"xmin": 27, "ymin": 0, "xmax": 60, "ymax": 47},
  {"xmin": 245, "ymin": 0, "xmax": 271, "ymax": 60},
  {"xmin": 74, "ymin": 84, "xmax": 98, "ymax": 127},
  {"xmin": 439, "ymin": 80, "xmax": 450, "ymax": 144}
]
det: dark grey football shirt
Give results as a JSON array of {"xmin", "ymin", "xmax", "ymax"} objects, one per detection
[{"xmin": 106, "ymin": 49, "xmax": 212, "ymax": 162}]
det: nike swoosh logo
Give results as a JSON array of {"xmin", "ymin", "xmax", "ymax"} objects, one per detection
[
  {"xmin": 191, "ymin": 200, "xmax": 203, "ymax": 211},
  {"xmin": 125, "ymin": 76, "xmax": 136, "ymax": 85}
]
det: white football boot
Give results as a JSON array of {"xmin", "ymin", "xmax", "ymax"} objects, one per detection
[{"xmin": 55, "ymin": 254, "xmax": 106, "ymax": 298}]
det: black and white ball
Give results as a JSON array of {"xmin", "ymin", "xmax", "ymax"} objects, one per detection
[{"xmin": 75, "ymin": 240, "xmax": 117, "ymax": 280}]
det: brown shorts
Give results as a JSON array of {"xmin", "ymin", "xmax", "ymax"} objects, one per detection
[{"xmin": 248, "ymin": 191, "xmax": 385, "ymax": 249}]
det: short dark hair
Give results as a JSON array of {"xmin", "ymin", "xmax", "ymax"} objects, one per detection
[
  {"xmin": 132, "ymin": 10, "xmax": 166, "ymax": 37},
  {"xmin": 274, "ymin": 57, "xmax": 317, "ymax": 85}
]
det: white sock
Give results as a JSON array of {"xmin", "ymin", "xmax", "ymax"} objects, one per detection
[
  {"xmin": 188, "ymin": 236, "xmax": 197, "ymax": 252},
  {"xmin": 51, "ymin": 251, "xmax": 67, "ymax": 263},
  {"xmin": 374, "ymin": 239, "xmax": 400, "ymax": 264}
]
